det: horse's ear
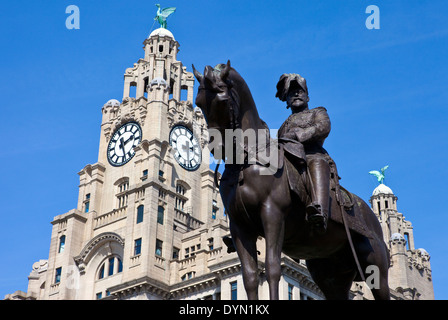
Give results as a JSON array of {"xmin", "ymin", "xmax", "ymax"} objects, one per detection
[
  {"xmin": 204, "ymin": 65, "xmax": 216, "ymax": 89},
  {"xmin": 220, "ymin": 60, "xmax": 231, "ymax": 82},
  {"xmin": 192, "ymin": 64, "xmax": 204, "ymax": 82}
]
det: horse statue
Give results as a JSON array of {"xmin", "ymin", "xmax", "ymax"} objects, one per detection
[{"xmin": 193, "ymin": 61, "xmax": 390, "ymax": 300}]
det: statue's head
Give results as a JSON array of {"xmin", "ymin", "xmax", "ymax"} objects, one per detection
[{"xmin": 276, "ymin": 74, "xmax": 309, "ymax": 112}]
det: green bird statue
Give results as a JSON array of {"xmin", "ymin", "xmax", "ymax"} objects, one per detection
[
  {"xmin": 369, "ymin": 165, "xmax": 389, "ymax": 184},
  {"xmin": 154, "ymin": 4, "xmax": 176, "ymax": 29}
]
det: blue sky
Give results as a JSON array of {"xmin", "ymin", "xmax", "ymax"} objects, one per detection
[{"xmin": 0, "ymin": 0, "xmax": 447, "ymax": 299}]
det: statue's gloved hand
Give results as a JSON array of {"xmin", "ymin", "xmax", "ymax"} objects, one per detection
[
  {"xmin": 294, "ymin": 127, "xmax": 316, "ymax": 143},
  {"xmin": 280, "ymin": 131, "xmax": 297, "ymax": 140}
]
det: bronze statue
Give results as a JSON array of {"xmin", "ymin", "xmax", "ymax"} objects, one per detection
[
  {"xmin": 193, "ymin": 61, "xmax": 390, "ymax": 300},
  {"xmin": 276, "ymin": 74, "xmax": 332, "ymax": 234},
  {"xmin": 154, "ymin": 4, "xmax": 176, "ymax": 29}
]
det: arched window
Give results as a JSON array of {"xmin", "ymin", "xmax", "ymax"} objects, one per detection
[
  {"xmin": 58, "ymin": 235, "xmax": 66, "ymax": 253},
  {"xmin": 404, "ymin": 232, "xmax": 410, "ymax": 251},
  {"xmin": 136, "ymin": 205, "xmax": 144, "ymax": 224},
  {"xmin": 98, "ymin": 256, "xmax": 123, "ymax": 280},
  {"xmin": 115, "ymin": 178, "xmax": 129, "ymax": 208},
  {"xmin": 157, "ymin": 206, "xmax": 164, "ymax": 225},
  {"xmin": 175, "ymin": 182, "xmax": 189, "ymax": 212}
]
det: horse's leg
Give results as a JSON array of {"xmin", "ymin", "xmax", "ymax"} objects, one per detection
[
  {"xmin": 370, "ymin": 266, "xmax": 390, "ymax": 300},
  {"xmin": 229, "ymin": 219, "xmax": 259, "ymax": 300},
  {"xmin": 357, "ymin": 237, "xmax": 391, "ymax": 300},
  {"xmin": 261, "ymin": 205, "xmax": 285, "ymax": 300},
  {"xmin": 353, "ymin": 197, "xmax": 391, "ymax": 300},
  {"xmin": 306, "ymin": 257, "xmax": 357, "ymax": 300}
]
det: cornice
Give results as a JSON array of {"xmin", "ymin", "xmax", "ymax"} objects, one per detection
[{"xmin": 51, "ymin": 209, "xmax": 87, "ymax": 225}]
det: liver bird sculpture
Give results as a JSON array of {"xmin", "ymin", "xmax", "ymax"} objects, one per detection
[
  {"xmin": 369, "ymin": 165, "xmax": 389, "ymax": 184},
  {"xmin": 154, "ymin": 4, "xmax": 176, "ymax": 29}
]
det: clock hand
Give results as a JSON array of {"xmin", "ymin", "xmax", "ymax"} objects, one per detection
[
  {"xmin": 124, "ymin": 135, "xmax": 134, "ymax": 145},
  {"xmin": 120, "ymin": 138, "xmax": 126, "ymax": 156}
]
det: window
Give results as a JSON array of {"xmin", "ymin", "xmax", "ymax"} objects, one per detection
[
  {"xmin": 118, "ymin": 258, "xmax": 123, "ymax": 273},
  {"xmin": 117, "ymin": 181, "xmax": 129, "ymax": 208},
  {"xmin": 172, "ymin": 247, "xmax": 179, "ymax": 260},
  {"xmin": 108, "ymin": 257, "xmax": 115, "ymax": 276},
  {"xmin": 84, "ymin": 193, "xmax": 91, "ymax": 213},
  {"xmin": 176, "ymin": 184, "xmax": 186, "ymax": 195},
  {"xmin": 96, "ymin": 292, "xmax": 102, "ymax": 300},
  {"xmin": 157, "ymin": 206, "xmax": 164, "ymax": 225},
  {"xmin": 58, "ymin": 235, "xmax": 66, "ymax": 253},
  {"xmin": 212, "ymin": 200, "xmax": 218, "ymax": 219},
  {"xmin": 175, "ymin": 184, "xmax": 187, "ymax": 211},
  {"xmin": 404, "ymin": 233, "xmax": 410, "ymax": 251},
  {"xmin": 208, "ymin": 238, "xmax": 214, "ymax": 251},
  {"xmin": 230, "ymin": 281, "xmax": 238, "ymax": 300},
  {"xmin": 155, "ymin": 239, "xmax": 163, "ymax": 257},
  {"xmin": 134, "ymin": 238, "xmax": 142, "ymax": 256},
  {"xmin": 175, "ymin": 197, "xmax": 185, "ymax": 211},
  {"xmin": 188, "ymin": 245, "xmax": 198, "ymax": 257},
  {"xmin": 129, "ymin": 83, "xmax": 137, "ymax": 98},
  {"xmin": 119, "ymin": 181, "xmax": 129, "ymax": 192},
  {"xmin": 143, "ymin": 77, "xmax": 149, "ymax": 99},
  {"xmin": 181, "ymin": 271, "xmax": 195, "ymax": 281},
  {"xmin": 288, "ymin": 284, "xmax": 294, "ymax": 300},
  {"xmin": 136, "ymin": 205, "xmax": 144, "ymax": 224},
  {"xmin": 55, "ymin": 267, "xmax": 62, "ymax": 284},
  {"xmin": 142, "ymin": 170, "xmax": 148, "ymax": 181},
  {"xmin": 98, "ymin": 256, "xmax": 123, "ymax": 280},
  {"xmin": 99, "ymin": 265, "xmax": 105, "ymax": 279}
]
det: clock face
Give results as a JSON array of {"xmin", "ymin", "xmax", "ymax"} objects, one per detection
[
  {"xmin": 169, "ymin": 125, "xmax": 202, "ymax": 171},
  {"xmin": 107, "ymin": 122, "xmax": 142, "ymax": 167}
]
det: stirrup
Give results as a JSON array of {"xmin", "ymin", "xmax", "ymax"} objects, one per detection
[{"xmin": 306, "ymin": 204, "xmax": 328, "ymax": 234}]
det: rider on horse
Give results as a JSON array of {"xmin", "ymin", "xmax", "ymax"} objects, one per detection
[{"xmin": 276, "ymin": 73, "xmax": 332, "ymax": 234}]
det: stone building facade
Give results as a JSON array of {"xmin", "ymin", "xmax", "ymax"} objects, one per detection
[{"xmin": 6, "ymin": 28, "xmax": 433, "ymax": 300}]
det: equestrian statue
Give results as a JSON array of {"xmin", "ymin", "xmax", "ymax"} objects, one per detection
[{"xmin": 193, "ymin": 61, "xmax": 390, "ymax": 300}]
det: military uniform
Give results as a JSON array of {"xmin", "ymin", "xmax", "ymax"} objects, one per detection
[{"xmin": 276, "ymin": 74, "xmax": 332, "ymax": 234}]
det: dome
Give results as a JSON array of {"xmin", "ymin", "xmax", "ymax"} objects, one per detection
[
  {"xmin": 391, "ymin": 233, "xmax": 405, "ymax": 242},
  {"xmin": 149, "ymin": 28, "xmax": 175, "ymax": 40},
  {"xmin": 104, "ymin": 99, "xmax": 120, "ymax": 108},
  {"xmin": 150, "ymin": 77, "xmax": 168, "ymax": 87},
  {"xmin": 372, "ymin": 183, "xmax": 394, "ymax": 196}
]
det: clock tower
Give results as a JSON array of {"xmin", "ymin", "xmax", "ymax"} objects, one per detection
[{"xmin": 27, "ymin": 28, "xmax": 227, "ymax": 300}]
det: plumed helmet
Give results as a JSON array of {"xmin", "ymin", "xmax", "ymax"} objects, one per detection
[{"xmin": 275, "ymin": 73, "xmax": 308, "ymax": 102}]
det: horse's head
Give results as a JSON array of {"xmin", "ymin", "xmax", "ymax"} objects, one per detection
[
  {"xmin": 193, "ymin": 60, "xmax": 238, "ymax": 132},
  {"xmin": 193, "ymin": 60, "xmax": 240, "ymax": 161}
]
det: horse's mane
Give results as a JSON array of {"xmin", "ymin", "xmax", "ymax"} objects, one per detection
[{"xmin": 213, "ymin": 64, "xmax": 270, "ymax": 135}]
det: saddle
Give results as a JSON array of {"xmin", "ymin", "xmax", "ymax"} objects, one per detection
[{"xmin": 281, "ymin": 146, "xmax": 374, "ymax": 239}]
